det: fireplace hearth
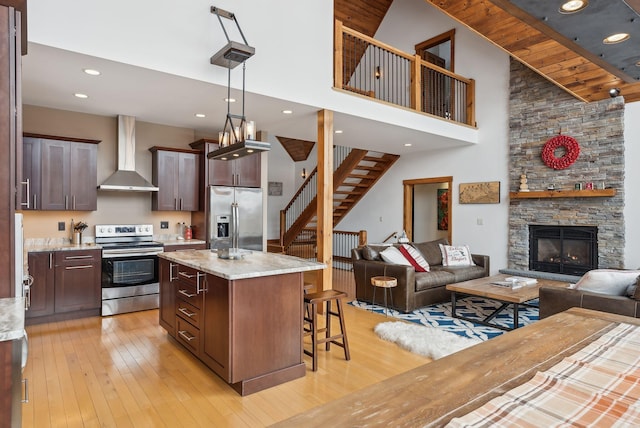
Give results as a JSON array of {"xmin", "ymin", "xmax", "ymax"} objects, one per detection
[{"xmin": 529, "ymin": 225, "xmax": 598, "ymax": 276}]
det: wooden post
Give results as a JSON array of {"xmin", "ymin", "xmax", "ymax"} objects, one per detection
[
  {"xmin": 466, "ymin": 78, "xmax": 475, "ymax": 126},
  {"xmin": 411, "ymin": 54, "xmax": 422, "ymax": 111},
  {"xmin": 279, "ymin": 210, "xmax": 285, "ymax": 247},
  {"xmin": 316, "ymin": 110, "xmax": 333, "ymax": 291},
  {"xmin": 334, "ymin": 20, "xmax": 343, "ymax": 90},
  {"xmin": 358, "ymin": 230, "xmax": 367, "ymax": 247}
]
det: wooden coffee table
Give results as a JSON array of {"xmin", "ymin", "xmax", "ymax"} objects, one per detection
[{"xmin": 446, "ymin": 274, "xmax": 569, "ymax": 330}]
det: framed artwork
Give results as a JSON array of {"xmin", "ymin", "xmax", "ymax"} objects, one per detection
[
  {"xmin": 268, "ymin": 181, "xmax": 283, "ymax": 196},
  {"xmin": 437, "ymin": 188, "xmax": 449, "ymax": 230},
  {"xmin": 459, "ymin": 181, "xmax": 500, "ymax": 204}
]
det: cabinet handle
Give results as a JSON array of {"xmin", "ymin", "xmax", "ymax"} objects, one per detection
[
  {"xmin": 33, "ymin": 193, "xmax": 37, "ymax": 210},
  {"xmin": 180, "ymin": 198, "xmax": 183, "ymax": 210},
  {"xmin": 49, "ymin": 253, "xmax": 53, "ymax": 269},
  {"xmin": 175, "ymin": 198, "xmax": 179, "ymax": 210},
  {"xmin": 178, "ymin": 271, "xmax": 207, "ymax": 293},
  {"xmin": 65, "ymin": 255, "xmax": 93, "ymax": 260},
  {"xmin": 65, "ymin": 195, "xmax": 68, "ymax": 210},
  {"xmin": 22, "ymin": 378, "xmax": 29, "ymax": 403},
  {"xmin": 24, "ymin": 283, "xmax": 31, "ymax": 310},
  {"xmin": 20, "ymin": 178, "xmax": 30, "ymax": 208},
  {"xmin": 72, "ymin": 195, "xmax": 76, "ymax": 210},
  {"xmin": 178, "ymin": 289, "xmax": 196, "ymax": 298},
  {"xmin": 169, "ymin": 263, "xmax": 178, "ymax": 281},
  {"xmin": 178, "ymin": 330, "xmax": 196, "ymax": 342},
  {"xmin": 65, "ymin": 265, "xmax": 93, "ymax": 270},
  {"xmin": 178, "ymin": 271, "xmax": 197, "ymax": 279},
  {"xmin": 178, "ymin": 307, "xmax": 196, "ymax": 318}
]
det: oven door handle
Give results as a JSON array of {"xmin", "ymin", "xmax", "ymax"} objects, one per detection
[{"xmin": 102, "ymin": 249, "xmax": 163, "ymax": 258}]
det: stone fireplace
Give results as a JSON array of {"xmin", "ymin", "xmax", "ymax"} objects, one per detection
[
  {"xmin": 529, "ymin": 225, "xmax": 598, "ymax": 276},
  {"xmin": 507, "ymin": 60, "xmax": 626, "ymax": 273}
]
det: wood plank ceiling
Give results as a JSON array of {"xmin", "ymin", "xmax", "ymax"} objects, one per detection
[{"xmin": 335, "ymin": 0, "xmax": 640, "ymax": 103}]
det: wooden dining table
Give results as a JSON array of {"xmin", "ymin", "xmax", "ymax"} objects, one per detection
[{"xmin": 271, "ymin": 308, "xmax": 640, "ymax": 427}]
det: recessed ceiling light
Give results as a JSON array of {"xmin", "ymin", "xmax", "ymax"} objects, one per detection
[
  {"xmin": 74, "ymin": 93, "xmax": 88, "ymax": 99},
  {"xmin": 83, "ymin": 68, "xmax": 101, "ymax": 76},
  {"xmin": 224, "ymin": 98, "xmax": 236, "ymax": 103},
  {"xmin": 603, "ymin": 33, "xmax": 630, "ymax": 44},
  {"xmin": 195, "ymin": 113, "xmax": 206, "ymax": 118},
  {"xmin": 282, "ymin": 109, "xmax": 293, "ymax": 114},
  {"xmin": 404, "ymin": 143, "xmax": 412, "ymax": 147},
  {"xmin": 334, "ymin": 130, "xmax": 343, "ymax": 134},
  {"xmin": 636, "ymin": 61, "xmax": 640, "ymax": 67},
  {"xmin": 559, "ymin": 0, "xmax": 588, "ymax": 14}
]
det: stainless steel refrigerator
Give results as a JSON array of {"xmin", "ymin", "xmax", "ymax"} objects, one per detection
[{"xmin": 209, "ymin": 186, "xmax": 263, "ymax": 251}]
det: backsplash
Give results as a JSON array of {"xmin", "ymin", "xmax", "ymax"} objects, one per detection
[{"xmin": 507, "ymin": 59, "xmax": 625, "ymax": 270}]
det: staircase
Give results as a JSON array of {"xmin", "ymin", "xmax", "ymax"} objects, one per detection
[{"xmin": 269, "ymin": 146, "xmax": 399, "ymax": 255}]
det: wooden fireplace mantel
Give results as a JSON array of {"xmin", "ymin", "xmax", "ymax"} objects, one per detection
[{"xmin": 509, "ymin": 189, "xmax": 616, "ymax": 200}]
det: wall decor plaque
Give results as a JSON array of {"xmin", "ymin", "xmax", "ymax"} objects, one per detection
[
  {"xmin": 268, "ymin": 181, "xmax": 283, "ymax": 196},
  {"xmin": 459, "ymin": 181, "xmax": 500, "ymax": 204}
]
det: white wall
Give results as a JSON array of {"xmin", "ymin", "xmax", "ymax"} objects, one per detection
[
  {"xmin": 338, "ymin": 0, "xmax": 510, "ymax": 273},
  {"xmin": 625, "ymin": 101, "xmax": 640, "ymax": 268}
]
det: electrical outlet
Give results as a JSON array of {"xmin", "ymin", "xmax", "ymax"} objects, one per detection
[
  {"xmin": 58, "ymin": 221, "xmax": 66, "ymax": 231},
  {"xmin": 160, "ymin": 221, "xmax": 169, "ymax": 229}
]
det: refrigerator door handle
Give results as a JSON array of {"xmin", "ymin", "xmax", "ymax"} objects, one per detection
[{"xmin": 231, "ymin": 202, "xmax": 239, "ymax": 249}]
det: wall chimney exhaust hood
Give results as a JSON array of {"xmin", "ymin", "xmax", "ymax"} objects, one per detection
[{"xmin": 97, "ymin": 115, "xmax": 160, "ymax": 192}]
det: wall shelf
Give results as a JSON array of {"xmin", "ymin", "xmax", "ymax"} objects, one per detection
[{"xmin": 509, "ymin": 189, "xmax": 616, "ymax": 199}]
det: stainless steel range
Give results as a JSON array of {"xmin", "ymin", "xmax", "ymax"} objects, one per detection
[{"xmin": 95, "ymin": 224, "xmax": 163, "ymax": 316}]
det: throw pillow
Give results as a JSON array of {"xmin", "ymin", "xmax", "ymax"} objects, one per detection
[
  {"xmin": 398, "ymin": 244, "xmax": 430, "ymax": 272},
  {"xmin": 439, "ymin": 244, "xmax": 475, "ymax": 267},
  {"xmin": 380, "ymin": 246, "xmax": 412, "ymax": 266},
  {"xmin": 362, "ymin": 245, "xmax": 386, "ymax": 261},
  {"xmin": 575, "ymin": 269, "xmax": 640, "ymax": 296}
]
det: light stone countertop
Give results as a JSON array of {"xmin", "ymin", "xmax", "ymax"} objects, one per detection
[
  {"xmin": 159, "ymin": 249, "xmax": 325, "ymax": 280},
  {"xmin": 25, "ymin": 241, "xmax": 101, "ymax": 253},
  {"xmin": 155, "ymin": 238, "xmax": 207, "ymax": 246},
  {"xmin": 0, "ymin": 298, "xmax": 26, "ymax": 342}
]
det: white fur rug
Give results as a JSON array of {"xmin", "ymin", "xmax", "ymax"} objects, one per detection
[{"xmin": 374, "ymin": 321, "xmax": 482, "ymax": 360}]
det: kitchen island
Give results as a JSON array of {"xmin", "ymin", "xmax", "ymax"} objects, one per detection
[{"xmin": 158, "ymin": 249, "xmax": 325, "ymax": 395}]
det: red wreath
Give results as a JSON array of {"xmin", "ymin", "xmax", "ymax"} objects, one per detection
[{"xmin": 541, "ymin": 135, "xmax": 580, "ymax": 170}]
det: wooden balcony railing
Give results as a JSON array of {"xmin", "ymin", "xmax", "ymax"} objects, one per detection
[{"xmin": 335, "ymin": 20, "xmax": 476, "ymax": 127}]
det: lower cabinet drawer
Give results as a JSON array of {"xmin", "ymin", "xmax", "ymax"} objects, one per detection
[
  {"xmin": 175, "ymin": 281, "xmax": 202, "ymax": 308},
  {"xmin": 176, "ymin": 299, "xmax": 200, "ymax": 328},
  {"xmin": 176, "ymin": 318, "xmax": 200, "ymax": 354}
]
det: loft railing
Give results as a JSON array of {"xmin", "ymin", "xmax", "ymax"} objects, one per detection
[{"xmin": 334, "ymin": 19, "xmax": 476, "ymax": 127}]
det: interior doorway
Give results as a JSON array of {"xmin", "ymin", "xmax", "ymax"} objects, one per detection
[
  {"xmin": 415, "ymin": 30, "xmax": 455, "ymax": 118},
  {"xmin": 403, "ymin": 176, "xmax": 452, "ymax": 244}
]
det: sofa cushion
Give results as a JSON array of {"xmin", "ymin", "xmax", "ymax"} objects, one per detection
[
  {"xmin": 439, "ymin": 244, "xmax": 475, "ymax": 266},
  {"xmin": 574, "ymin": 269, "xmax": 640, "ymax": 296},
  {"xmin": 380, "ymin": 246, "xmax": 413, "ymax": 266},
  {"xmin": 626, "ymin": 275, "xmax": 640, "ymax": 300},
  {"xmin": 439, "ymin": 265, "xmax": 488, "ymax": 282},
  {"xmin": 412, "ymin": 238, "xmax": 449, "ymax": 266},
  {"xmin": 398, "ymin": 244, "xmax": 430, "ymax": 272},
  {"xmin": 361, "ymin": 244, "xmax": 390, "ymax": 261},
  {"xmin": 415, "ymin": 270, "xmax": 456, "ymax": 292}
]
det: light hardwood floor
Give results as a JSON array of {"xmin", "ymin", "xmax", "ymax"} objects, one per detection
[{"xmin": 22, "ymin": 269, "xmax": 429, "ymax": 427}]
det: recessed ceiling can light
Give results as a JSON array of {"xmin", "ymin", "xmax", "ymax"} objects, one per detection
[
  {"xmin": 334, "ymin": 130, "xmax": 343, "ymax": 134},
  {"xmin": 224, "ymin": 98, "xmax": 236, "ymax": 103},
  {"xmin": 559, "ymin": 0, "xmax": 588, "ymax": 14},
  {"xmin": 195, "ymin": 113, "xmax": 206, "ymax": 118},
  {"xmin": 404, "ymin": 143, "xmax": 412, "ymax": 147},
  {"xmin": 83, "ymin": 68, "xmax": 101, "ymax": 76},
  {"xmin": 74, "ymin": 93, "xmax": 88, "ymax": 99},
  {"xmin": 636, "ymin": 61, "xmax": 640, "ymax": 67},
  {"xmin": 282, "ymin": 109, "xmax": 293, "ymax": 114},
  {"xmin": 603, "ymin": 33, "xmax": 630, "ymax": 44}
]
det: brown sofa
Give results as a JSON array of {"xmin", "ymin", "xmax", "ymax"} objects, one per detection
[
  {"xmin": 539, "ymin": 286, "xmax": 640, "ymax": 319},
  {"xmin": 352, "ymin": 238, "xmax": 489, "ymax": 313}
]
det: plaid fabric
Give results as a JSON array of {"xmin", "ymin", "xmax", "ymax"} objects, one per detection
[{"xmin": 446, "ymin": 323, "xmax": 640, "ymax": 427}]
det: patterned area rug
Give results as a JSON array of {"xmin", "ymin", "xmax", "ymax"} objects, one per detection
[{"xmin": 351, "ymin": 296, "xmax": 539, "ymax": 341}]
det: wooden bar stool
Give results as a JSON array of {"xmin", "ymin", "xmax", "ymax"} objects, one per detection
[
  {"xmin": 371, "ymin": 276, "xmax": 397, "ymax": 316},
  {"xmin": 303, "ymin": 290, "xmax": 350, "ymax": 372}
]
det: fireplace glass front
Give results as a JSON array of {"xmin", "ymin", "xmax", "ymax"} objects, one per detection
[{"xmin": 529, "ymin": 225, "xmax": 597, "ymax": 275}]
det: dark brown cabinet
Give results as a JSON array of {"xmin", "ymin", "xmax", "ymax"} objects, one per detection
[
  {"xmin": 150, "ymin": 147, "xmax": 200, "ymax": 211},
  {"xmin": 22, "ymin": 134, "xmax": 99, "ymax": 211},
  {"xmin": 25, "ymin": 252, "xmax": 55, "ymax": 319},
  {"xmin": 202, "ymin": 273, "xmax": 230, "ymax": 380},
  {"xmin": 158, "ymin": 258, "xmax": 175, "ymax": 335},
  {"xmin": 190, "ymin": 139, "xmax": 261, "ymax": 191},
  {"xmin": 54, "ymin": 249, "xmax": 101, "ymax": 313}
]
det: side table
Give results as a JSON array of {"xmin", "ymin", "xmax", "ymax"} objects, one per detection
[{"xmin": 371, "ymin": 276, "xmax": 397, "ymax": 316}]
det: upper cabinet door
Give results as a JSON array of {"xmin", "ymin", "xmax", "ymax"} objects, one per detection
[
  {"xmin": 40, "ymin": 139, "xmax": 71, "ymax": 210},
  {"xmin": 151, "ymin": 147, "xmax": 200, "ymax": 211},
  {"xmin": 23, "ymin": 134, "xmax": 100, "ymax": 211}
]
